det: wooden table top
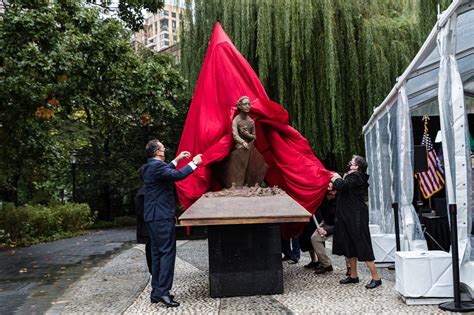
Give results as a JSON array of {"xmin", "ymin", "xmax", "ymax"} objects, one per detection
[{"xmin": 178, "ymin": 195, "xmax": 311, "ymax": 226}]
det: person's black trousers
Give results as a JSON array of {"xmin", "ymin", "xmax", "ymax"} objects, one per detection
[
  {"xmin": 145, "ymin": 240, "xmax": 152, "ymax": 274},
  {"xmin": 147, "ymin": 218, "xmax": 176, "ymax": 297}
]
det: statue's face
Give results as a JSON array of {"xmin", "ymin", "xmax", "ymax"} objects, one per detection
[{"xmin": 239, "ymin": 98, "xmax": 251, "ymax": 113}]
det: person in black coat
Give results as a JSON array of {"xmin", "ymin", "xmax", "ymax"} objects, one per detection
[
  {"xmin": 135, "ymin": 166, "xmax": 152, "ymax": 274},
  {"xmin": 331, "ymin": 155, "xmax": 382, "ymax": 289},
  {"xmin": 143, "ymin": 139, "xmax": 202, "ymax": 307}
]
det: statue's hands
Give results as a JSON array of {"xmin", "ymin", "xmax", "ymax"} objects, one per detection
[
  {"xmin": 192, "ymin": 154, "xmax": 203, "ymax": 165},
  {"xmin": 240, "ymin": 129, "xmax": 256, "ymax": 140},
  {"xmin": 242, "ymin": 142, "xmax": 249, "ymax": 150},
  {"xmin": 176, "ymin": 151, "xmax": 191, "ymax": 161}
]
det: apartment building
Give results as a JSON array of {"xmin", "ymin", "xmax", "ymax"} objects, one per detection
[{"xmin": 133, "ymin": 3, "xmax": 185, "ymax": 52}]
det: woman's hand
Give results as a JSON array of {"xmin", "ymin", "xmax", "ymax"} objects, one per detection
[{"xmin": 330, "ymin": 172, "xmax": 342, "ymax": 183}]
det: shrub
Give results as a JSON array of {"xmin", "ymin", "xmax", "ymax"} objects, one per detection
[
  {"xmin": 53, "ymin": 203, "xmax": 95, "ymax": 231},
  {"xmin": 0, "ymin": 202, "xmax": 94, "ymax": 246}
]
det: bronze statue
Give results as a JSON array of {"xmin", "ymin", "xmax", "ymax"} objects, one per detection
[
  {"xmin": 232, "ymin": 96, "xmax": 256, "ymax": 150},
  {"xmin": 213, "ymin": 96, "xmax": 268, "ymax": 188}
]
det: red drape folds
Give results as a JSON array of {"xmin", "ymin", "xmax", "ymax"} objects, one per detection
[{"xmin": 176, "ymin": 22, "xmax": 331, "ymax": 238}]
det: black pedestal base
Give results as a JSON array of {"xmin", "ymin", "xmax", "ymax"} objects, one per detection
[
  {"xmin": 208, "ymin": 223, "xmax": 283, "ymax": 298},
  {"xmin": 439, "ymin": 301, "xmax": 474, "ymax": 312}
]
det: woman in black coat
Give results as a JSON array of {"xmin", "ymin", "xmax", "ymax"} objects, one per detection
[{"xmin": 331, "ymin": 155, "xmax": 382, "ymax": 289}]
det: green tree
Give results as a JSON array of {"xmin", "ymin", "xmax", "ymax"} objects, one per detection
[{"xmin": 0, "ymin": 1, "xmax": 186, "ymax": 219}]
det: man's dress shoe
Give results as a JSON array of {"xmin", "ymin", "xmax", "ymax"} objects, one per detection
[
  {"xmin": 365, "ymin": 279, "xmax": 382, "ymax": 289},
  {"xmin": 339, "ymin": 276, "xmax": 359, "ymax": 284},
  {"xmin": 150, "ymin": 295, "xmax": 179, "ymax": 307},
  {"xmin": 288, "ymin": 257, "xmax": 299, "ymax": 264},
  {"xmin": 151, "ymin": 294, "xmax": 174, "ymax": 303},
  {"xmin": 304, "ymin": 261, "xmax": 321, "ymax": 269},
  {"xmin": 314, "ymin": 265, "xmax": 333, "ymax": 274}
]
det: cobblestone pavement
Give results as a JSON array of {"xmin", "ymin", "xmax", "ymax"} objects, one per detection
[
  {"xmin": 126, "ymin": 240, "xmax": 446, "ymax": 314},
  {"xmin": 51, "ymin": 238, "xmax": 450, "ymax": 314},
  {"xmin": 47, "ymin": 246, "xmax": 149, "ymax": 314}
]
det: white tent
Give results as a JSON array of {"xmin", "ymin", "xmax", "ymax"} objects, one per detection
[{"xmin": 363, "ymin": 0, "xmax": 474, "ymax": 301}]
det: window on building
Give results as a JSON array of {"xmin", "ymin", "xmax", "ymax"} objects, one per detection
[
  {"xmin": 173, "ymin": 35, "xmax": 177, "ymax": 41},
  {"xmin": 160, "ymin": 33, "xmax": 170, "ymax": 39},
  {"xmin": 160, "ymin": 10, "xmax": 169, "ymax": 17},
  {"xmin": 172, "ymin": 20, "xmax": 176, "ymax": 32},
  {"xmin": 172, "ymin": 12, "xmax": 176, "ymax": 18},
  {"xmin": 160, "ymin": 41, "xmax": 170, "ymax": 48},
  {"xmin": 149, "ymin": 44, "xmax": 156, "ymax": 50},
  {"xmin": 160, "ymin": 19, "xmax": 169, "ymax": 31}
]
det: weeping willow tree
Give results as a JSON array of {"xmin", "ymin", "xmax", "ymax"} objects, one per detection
[{"xmin": 180, "ymin": 0, "xmax": 450, "ymax": 170}]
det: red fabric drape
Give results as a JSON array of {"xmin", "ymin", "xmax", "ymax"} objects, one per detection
[{"xmin": 176, "ymin": 23, "xmax": 331, "ymax": 238}]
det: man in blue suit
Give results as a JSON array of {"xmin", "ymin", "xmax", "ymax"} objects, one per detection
[{"xmin": 143, "ymin": 139, "xmax": 202, "ymax": 308}]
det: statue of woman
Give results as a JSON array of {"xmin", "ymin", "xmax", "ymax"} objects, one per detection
[
  {"xmin": 232, "ymin": 96, "xmax": 256, "ymax": 150},
  {"xmin": 213, "ymin": 95, "xmax": 267, "ymax": 188}
]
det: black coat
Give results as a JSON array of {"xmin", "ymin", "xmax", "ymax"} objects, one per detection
[
  {"xmin": 134, "ymin": 185, "xmax": 149, "ymax": 244},
  {"xmin": 332, "ymin": 171, "xmax": 375, "ymax": 261}
]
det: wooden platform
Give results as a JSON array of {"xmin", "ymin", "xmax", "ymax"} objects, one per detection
[{"xmin": 178, "ymin": 195, "xmax": 311, "ymax": 226}]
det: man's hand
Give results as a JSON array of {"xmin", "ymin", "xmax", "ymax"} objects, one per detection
[
  {"xmin": 317, "ymin": 227, "xmax": 327, "ymax": 237},
  {"xmin": 192, "ymin": 154, "xmax": 203, "ymax": 165},
  {"xmin": 176, "ymin": 151, "xmax": 191, "ymax": 162}
]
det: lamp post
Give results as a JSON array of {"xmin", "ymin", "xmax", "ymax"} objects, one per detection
[{"xmin": 71, "ymin": 152, "xmax": 77, "ymax": 202}]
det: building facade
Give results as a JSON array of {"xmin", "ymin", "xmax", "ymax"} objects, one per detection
[{"xmin": 133, "ymin": 3, "xmax": 185, "ymax": 52}]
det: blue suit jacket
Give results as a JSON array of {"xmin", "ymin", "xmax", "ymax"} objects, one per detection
[{"xmin": 143, "ymin": 158, "xmax": 193, "ymax": 222}]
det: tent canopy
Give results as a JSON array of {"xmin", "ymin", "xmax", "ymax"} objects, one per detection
[
  {"xmin": 364, "ymin": 0, "xmax": 474, "ymax": 130},
  {"xmin": 363, "ymin": 0, "xmax": 474, "ymax": 262}
]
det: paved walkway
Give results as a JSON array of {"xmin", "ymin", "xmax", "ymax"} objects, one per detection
[
  {"xmin": 45, "ymin": 239, "xmax": 449, "ymax": 314},
  {"xmin": 0, "ymin": 228, "xmax": 136, "ymax": 314}
]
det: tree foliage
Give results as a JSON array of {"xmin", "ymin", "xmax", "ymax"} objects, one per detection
[
  {"xmin": 0, "ymin": 1, "xmax": 186, "ymax": 219},
  {"xmin": 180, "ymin": 0, "xmax": 451, "ymax": 170}
]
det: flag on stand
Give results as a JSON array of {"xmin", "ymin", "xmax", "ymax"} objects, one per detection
[{"xmin": 415, "ymin": 129, "xmax": 444, "ymax": 199}]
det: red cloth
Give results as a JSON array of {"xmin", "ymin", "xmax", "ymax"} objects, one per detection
[{"xmin": 176, "ymin": 22, "xmax": 331, "ymax": 238}]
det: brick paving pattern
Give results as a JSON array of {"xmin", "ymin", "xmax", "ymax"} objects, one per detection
[{"xmin": 48, "ymin": 239, "xmax": 448, "ymax": 314}]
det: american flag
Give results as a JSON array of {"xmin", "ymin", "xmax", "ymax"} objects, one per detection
[{"xmin": 415, "ymin": 131, "xmax": 444, "ymax": 199}]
